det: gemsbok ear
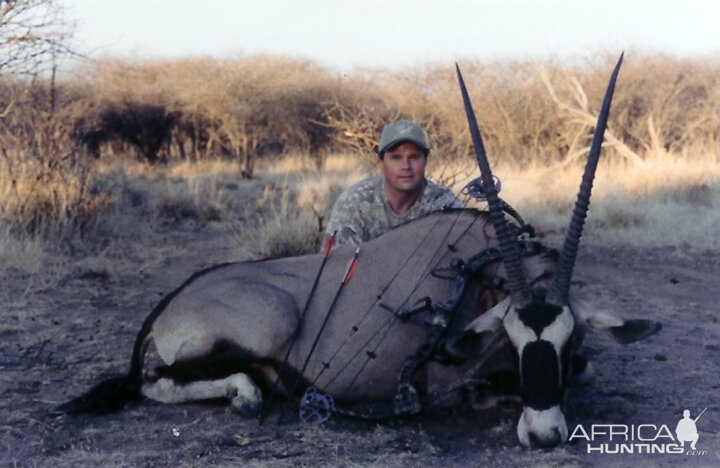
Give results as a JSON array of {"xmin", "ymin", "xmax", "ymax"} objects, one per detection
[
  {"xmin": 568, "ymin": 291, "xmax": 661, "ymax": 344},
  {"xmin": 607, "ymin": 319, "xmax": 662, "ymax": 344},
  {"xmin": 466, "ymin": 296, "xmax": 511, "ymax": 334}
]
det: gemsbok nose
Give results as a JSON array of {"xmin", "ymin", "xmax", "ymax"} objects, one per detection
[{"xmin": 519, "ymin": 406, "xmax": 569, "ymax": 448}]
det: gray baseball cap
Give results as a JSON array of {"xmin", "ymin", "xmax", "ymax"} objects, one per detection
[{"xmin": 378, "ymin": 119, "xmax": 430, "ymax": 156}]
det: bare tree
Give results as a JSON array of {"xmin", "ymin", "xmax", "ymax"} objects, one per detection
[
  {"xmin": 538, "ymin": 67, "xmax": 645, "ymax": 167},
  {"xmin": 0, "ymin": 0, "xmax": 75, "ymax": 76}
]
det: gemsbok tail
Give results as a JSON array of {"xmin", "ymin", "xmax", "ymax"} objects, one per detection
[
  {"xmin": 58, "ymin": 263, "xmax": 229, "ymax": 414},
  {"xmin": 58, "ymin": 289, "xmax": 169, "ymax": 414},
  {"xmin": 57, "ymin": 373, "xmax": 142, "ymax": 415},
  {"xmin": 57, "ymin": 327, "xmax": 152, "ymax": 414}
]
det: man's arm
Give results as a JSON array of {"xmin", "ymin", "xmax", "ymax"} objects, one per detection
[{"xmin": 321, "ymin": 192, "xmax": 365, "ymax": 250}]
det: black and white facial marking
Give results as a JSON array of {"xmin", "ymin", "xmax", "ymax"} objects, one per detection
[{"xmin": 503, "ymin": 301, "xmax": 575, "ymax": 448}]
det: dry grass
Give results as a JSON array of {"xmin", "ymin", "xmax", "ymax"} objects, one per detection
[
  {"xmin": 445, "ymin": 149, "xmax": 720, "ymax": 212},
  {"xmin": 229, "ymin": 155, "xmax": 368, "ymax": 259},
  {"xmin": 0, "ymin": 150, "xmax": 111, "ymax": 239},
  {"xmin": 0, "ymin": 224, "xmax": 44, "ymax": 275},
  {"xmin": 232, "ymin": 146, "xmax": 720, "ymax": 259},
  {"xmin": 0, "ymin": 77, "xmax": 111, "ymax": 244},
  {"xmin": 233, "ymin": 180, "xmax": 324, "ymax": 260},
  {"xmin": 94, "ymin": 158, "xmax": 259, "ymax": 222},
  {"xmin": 1, "ymin": 52, "xmax": 720, "ymax": 267},
  {"xmin": 255, "ymin": 153, "xmax": 373, "ymax": 175},
  {"xmin": 239, "ymin": 148, "xmax": 720, "ymax": 256},
  {"xmin": 429, "ymin": 149, "xmax": 720, "ymax": 250}
]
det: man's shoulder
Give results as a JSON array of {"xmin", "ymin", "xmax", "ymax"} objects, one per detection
[
  {"xmin": 424, "ymin": 178, "xmax": 453, "ymax": 195},
  {"xmin": 421, "ymin": 178, "xmax": 464, "ymax": 208},
  {"xmin": 336, "ymin": 175, "xmax": 383, "ymax": 206}
]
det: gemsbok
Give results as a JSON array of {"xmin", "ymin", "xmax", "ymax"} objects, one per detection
[{"xmin": 61, "ymin": 53, "xmax": 660, "ymax": 447}]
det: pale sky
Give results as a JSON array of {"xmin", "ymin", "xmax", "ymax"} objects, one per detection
[{"xmin": 67, "ymin": 0, "xmax": 720, "ymax": 72}]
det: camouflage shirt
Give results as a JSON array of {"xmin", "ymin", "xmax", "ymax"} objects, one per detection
[{"xmin": 322, "ymin": 175, "xmax": 464, "ymax": 249}]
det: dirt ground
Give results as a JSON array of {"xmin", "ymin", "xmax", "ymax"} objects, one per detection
[{"xmin": 1, "ymin": 183, "xmax": 719, "ymax": 467}]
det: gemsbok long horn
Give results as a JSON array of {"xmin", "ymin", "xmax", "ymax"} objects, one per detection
[
  {"xmin": 456, "ymin": 63, "xmax": 532, "ymax": 307},
  {"xmin": 546, "ymin": 53, "xmax": 624, "ymax": 307}
]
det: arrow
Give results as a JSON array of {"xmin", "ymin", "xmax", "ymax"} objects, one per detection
[
  {"xmin": 281, "ymin": 247, "xmax": 361, "ymax": 417},
  {"xmin": 298, "ymin": 246, "xmax": 360, "ymax": 378},
  {"xmin": 259, "ymin": 231, "xmax": 337, "ymax": 425}
]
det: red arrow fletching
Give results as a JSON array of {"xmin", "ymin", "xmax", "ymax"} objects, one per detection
[
  {"xmin": 324, "ymin": 230, "xmax": 337, "ymax": 258},
  {"xmin": 342, "ymin": 247, "xmax": 360, "ymax": 284}
]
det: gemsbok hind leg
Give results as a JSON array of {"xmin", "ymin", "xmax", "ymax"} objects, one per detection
[
  {"xmin": 141, "ymin": 281, "xmax": 301, "ymax": 417},
  {"xmin": 142, "ymin": 372, "xmax": 263, "ymax": 418}
]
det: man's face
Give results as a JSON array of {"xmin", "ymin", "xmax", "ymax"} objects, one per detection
[{"xmin": 381, "ymin": 142, "xmax": 427, "ymax": 194}]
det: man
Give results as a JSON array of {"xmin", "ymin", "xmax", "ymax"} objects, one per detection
[{"xmin": 323, "ymin": 119, "xmax": 463, "ymax": 249}]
